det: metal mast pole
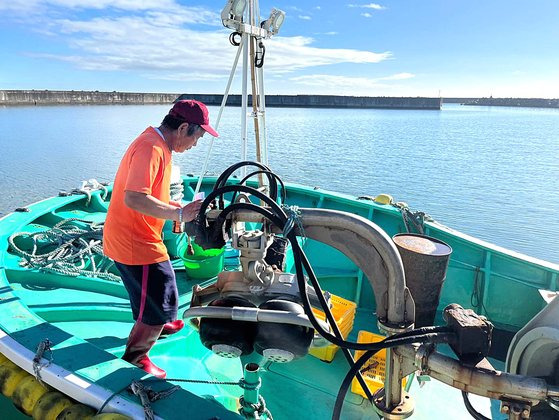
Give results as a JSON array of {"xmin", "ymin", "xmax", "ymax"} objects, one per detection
[
  {"xmin": 240, "ymin": 30, "xmax": 249, "ymax": 179},
  {"xmin": 249, "ymin": 0, "xmax": 265, "ymax": 188}
]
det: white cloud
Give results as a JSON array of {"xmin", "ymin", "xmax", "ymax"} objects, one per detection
[
  {"xmin": 0, "ymin": 0, "xmax": 178, "ymax": 12},
  {"xmin": 264, "ymin": 37, "xmax": 390, "ymax": 73},
  {"xmin": 298, "ymin": 15, "xmax": 312, "ymax": 20},
  {"xmin": 348, "ymin": 3, "xmax": 386, "ymax": 10},
  {"xmin": 361, "ymin": 13, "xmax": 372, "ymax": 18},
  {"xmin": 4, "ymin": 1, "xmax": 391, "ymax": 85},
  {"xmin": 378, "ymin": 73, "xmax": 415, "ymax": 81}
]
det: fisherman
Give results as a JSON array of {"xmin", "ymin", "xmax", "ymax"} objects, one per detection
[{"xmin": 103, "ymin": 100, "xmax": 219, "ymax": 378}]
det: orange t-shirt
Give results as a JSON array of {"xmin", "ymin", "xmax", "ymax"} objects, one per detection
[{"xmin": 103, "ymin": 127, "xmax": 172, "ymax": 265}]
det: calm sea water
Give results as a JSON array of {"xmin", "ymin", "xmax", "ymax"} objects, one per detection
[{"xmin": 0, "ymin": 103, "xmax": 558, "ymax": 263}]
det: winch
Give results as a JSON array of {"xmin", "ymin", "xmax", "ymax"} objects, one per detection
[{"xmin": 185, "ymin": 193, "xmax": 328, "ymax": 362}]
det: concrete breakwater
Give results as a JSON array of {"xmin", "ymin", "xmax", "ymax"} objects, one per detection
[
  {"xmin": 462, "ymin": 97, "xmax": 559, "ymax": 108},
  {"xmin": 0, "ymin": 90, "xmax": 178, "ymax": 105},
  {"xmin": 0, "ymin": 90, "xmax": 442, "ymax": 110},
  {"xmin": 177, "ymin": 93, "xmax": 442, "ymax": 109}
]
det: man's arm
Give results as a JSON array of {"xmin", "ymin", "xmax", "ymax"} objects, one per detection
[{"xmin": 124, "ymin": 191, "xmax": 202, "ymax": 222}]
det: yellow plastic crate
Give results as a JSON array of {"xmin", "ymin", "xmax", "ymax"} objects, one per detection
[
  {"xmin": 351, "ymin": 331, "xmax": 408, "ymax": 397},
  {"xmin": 309, "ymin": 295, "xmax": 357, "ymax": 362}
]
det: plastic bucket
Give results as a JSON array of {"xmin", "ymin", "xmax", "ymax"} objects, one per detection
[
  {"xmin": 181, "ymin": 241, "xmax": 225, "ymax": 279},
  {"xmin": 393, "ymin": 233, "xmax": 452, "ymax": 327}
]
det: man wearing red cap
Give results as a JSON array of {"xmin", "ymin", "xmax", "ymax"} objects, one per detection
[{"xmin": 103, "ymin": 100, "xmax": 219, "ymax": 378}]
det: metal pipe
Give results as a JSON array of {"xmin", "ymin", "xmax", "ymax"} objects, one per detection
[
  {"xmin": 241, "ymin": 32, "xmax": 249, "ymax": 178},
  {"xmin": 397, "ymin": 345, "xmax": 551, "ymax": 402},
  {"xmin": 182, "ymin": 306, "xmax": 331, "ymax": 332},
  {"xmin": 243, "ymin": 363, "xmax": 262, "ymax": 416},
  {"xmin": 257, "ymin": 65, "xmax": 268, "ymax": 167}
]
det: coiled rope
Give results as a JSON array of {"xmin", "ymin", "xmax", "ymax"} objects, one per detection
[
  {"xmin": 170, "ymin": 180, "xmax": 184, "ymax": 203},
  {"xmin": 8, "ymin": 219, "xmax": 120, "ymax": 282},
  {"xmin": 393, "ymin": 201, "xmax": 431, "ymax": 234},
  {"xmin": 239, "ymin": 395, "xmax": 273, "ymax": 419},
  {"xmin": 281, "ymin": 205, "xmax": 304, "ymax": 238}
]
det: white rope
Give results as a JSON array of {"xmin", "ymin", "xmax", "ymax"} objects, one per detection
[{"xmin": 8, "ymin": 219, "xmax": 120, "ymax": 282}]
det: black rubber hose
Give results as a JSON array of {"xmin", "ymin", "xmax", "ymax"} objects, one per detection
[
  {"xmin": 199, "ymin": 184, "xmax": 286, "ymax": 226},
  {"xmin": 462, "ymin": 391, "xmax": 491, "ymax": 420},
  {"xmin": 213, "ymin": 161, "xmax": 272, "ymax": 192},
  {"xmin": 233, "ymin": 168, "xmax": 279, "ymax": 203},
  {"xmin": 235, "ymin": 169, "xmax": 286, "ymax": 204},
  {"xmin": 212, "ymin": 161, "xmax": 273, "ymax": 209},
  {"xmin": 332, "ymin": 331, "xmax": 454, "ymax": 420}
]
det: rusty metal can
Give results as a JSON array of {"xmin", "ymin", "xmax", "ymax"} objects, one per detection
[{"xmin": 172, "ymin": 221, "xmax": 183, "ymax": 233}]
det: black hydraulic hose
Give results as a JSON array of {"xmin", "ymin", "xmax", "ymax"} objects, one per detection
[
  {"xmin": 332, "ymin": 331, "xmax": 455, "ymax": 420},
  {"xmin": 234, "ymin": 168, "xmax": 280, "ymax": 203},
  {"xmin": 462, "ymin": 391, "xmax": 491, "ymax": 420},
  {"xmin": 213, "ymin": 161, "xmax": 273, "ymax": 193},
  {"xmin": 235, "ymin": 169, "xmax": 285, "ymax": 204},
  {"xmin": 212, "ymin": 161, "xmax": 274, "ymax": 209},
  {"xmin": 199, "ymin": 184, "xmax": 285, "ymax": 226}
]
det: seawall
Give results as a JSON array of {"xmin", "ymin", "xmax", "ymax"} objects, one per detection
[
  {"xmin": 0, "ymin": 90, "xmax": 178, "ymax": 105},
  {"xmin": 0, "ymin": 90, "xmax": 442, "ymax": 110},
  {"xmin": 177, "ymin": 93, "xmax": 442, "ymax": 110},
  {"xmin": 462, "ymin": 97, "xmax": 559, "ymax": 108}
]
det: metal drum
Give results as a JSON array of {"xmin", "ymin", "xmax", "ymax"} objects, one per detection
[{"xmin": 393, "ymin": 233, "xmax": 452, "ymax": 327}]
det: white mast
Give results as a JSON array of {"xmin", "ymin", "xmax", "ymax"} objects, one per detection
[{"xmin": 195, "ymin": 0, "xmax": 285, "ymax": 191}]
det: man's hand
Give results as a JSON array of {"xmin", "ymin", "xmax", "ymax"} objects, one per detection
[
  {"xmin": 124, "ymin": 191, "xmax": 201, "ymax": 223},
  {"xmin": 181, "ymin": 200, "xmax": 203, "ymax": 222},
  {"xmin": 169, "ymin": 200, "xmax": 182, "ymax": 208}
]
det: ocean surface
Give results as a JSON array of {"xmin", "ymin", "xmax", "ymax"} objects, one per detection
[{"xmin": 0, "ymin": 103, "xmax": 558, "ymax": 263}]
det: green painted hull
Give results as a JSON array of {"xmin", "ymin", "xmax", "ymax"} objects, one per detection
[{"xmin": 0, "ymin": 176, "xmax": 557, "ymax": 419}]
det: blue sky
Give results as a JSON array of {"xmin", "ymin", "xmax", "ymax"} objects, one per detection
[{"xmin": 1, "ymin": 0, "xmax": 558, "ymax": 97}]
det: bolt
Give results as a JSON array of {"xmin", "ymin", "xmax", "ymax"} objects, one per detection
[
  {"xmin": 522, "ymin": 409, "xmax": 530, "ymax": 418},
  {"xmin": 502, "ymin": 405, "xmax": 509, "ymax": 414}
]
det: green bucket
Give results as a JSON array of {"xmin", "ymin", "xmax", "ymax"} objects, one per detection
[{"xmin": 181, "ymin": 241, "xmax": 225, "ymax": 279}]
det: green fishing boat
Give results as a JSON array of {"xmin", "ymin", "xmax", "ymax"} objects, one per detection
[{"xmin": 2, "ymin": 2, "xmax": 559, "ymax": 420}]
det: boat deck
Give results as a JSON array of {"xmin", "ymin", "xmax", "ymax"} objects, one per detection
[
  {"xmin": 2, "ymin": 181, "xmax": 557, "ymax": 419},
  {"xmin": 4, "ymin": 263, "xmax": 505, "ymax": 419}
]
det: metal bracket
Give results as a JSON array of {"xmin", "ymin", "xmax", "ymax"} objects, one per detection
[
  {"xmin": 372, "ymin": 388, "xmax": 414, "ymax": 419},
  {"xmin": 500, "ymin": 398, "xmax": 532, "ymax": 419}
]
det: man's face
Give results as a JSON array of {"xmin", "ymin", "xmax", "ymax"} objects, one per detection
[{"xmin": 175, "ymin": 123, "xmax": 205, "ymax": 153}]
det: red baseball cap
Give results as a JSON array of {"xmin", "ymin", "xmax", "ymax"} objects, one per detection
[{"xmin": 168, "ymin": 100, "xmax": 219, "ymax": 137}]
